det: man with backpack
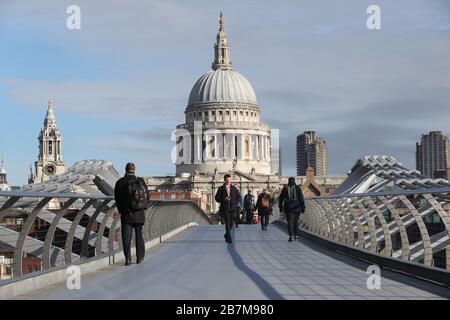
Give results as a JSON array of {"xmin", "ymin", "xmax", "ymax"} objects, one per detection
[
  {"xmin": 215, "ymin": 174, "xmax": 240, "ymax": 243},
  {"xmin": 278, "ymin": 177, "xmax": 305, "ymax": 242},
  {"xmin": 243, "ymin": 189, "xmax": 255, "ymax": 224},
  {"xmin": 114, "ymin": 162, "xmax": 150, "ymax": 265},
  {"xmin": 255, "ymin": 189, "xmax": 273, "ymax": 231}
]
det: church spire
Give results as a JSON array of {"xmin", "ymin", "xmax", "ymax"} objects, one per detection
[
  {"xmin": 44, "ymin": 99, "xmax": 56, "ymax": 127},
  {"xmin": 0, "ymin": 156, "xmax": 7, "ymax": 185},
  {"xmin": 219, "ymin": 11, "xmax": 224, "ymax": 31},
  {"xmin": 0, "ymin": 156, "xmax": 5, "ymax": 173},
  {"xmin": 35, "ymin": 100, "xmax": 65, "ymax": 183},
  {"xmin": 212, "ymin": 12, "xmax": 232, "ymax": 70}
]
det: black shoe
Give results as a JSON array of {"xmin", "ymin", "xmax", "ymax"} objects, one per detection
[
  {"xmin": 125, "ymin": 259, "xmax": 131, "ymax": 266},
  {"xmin": 288, "ymin": 237, "xmax": 293, "ymax": 242}
]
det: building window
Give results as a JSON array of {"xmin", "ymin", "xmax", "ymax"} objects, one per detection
[
  {"xmin": 209, "ymin": 136, "xmax": 216, "ymax": 158},
  {"xmin": 240, "ymin": 111, "xmax": 243, "ymax": 115},
  {"xmin": 219, "ymin": 111, "xmax": 223, "ymax": 115},
  {"xmin": 233, "ymin": 111, "xmax": 237, "ymax": 115},
  {"xmin": 49, "ymin": 141, "xmax": 53, "ymax": 155},
  {"xmin": 251, "ymin": 112, "xmax": 253, "ymax": 117},
  {"xmin": 212, "ymin": 111, "xmax": 215, "ymax": 116},
  {"xmin": 245, "ymin": 139, "xmax": 249, "ymax": 157},
  {"xmin": 226, "ymin": 110, "xmax": 230, "ymax": 115},
  {"xmin": 246, "ymin": 111, "xmax": 249, "ymax": 116}
]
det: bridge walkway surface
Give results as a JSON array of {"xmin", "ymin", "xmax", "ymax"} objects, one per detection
[{"xmin": 18, "ymin": 224, "xmax": 450, "ymax": 300}]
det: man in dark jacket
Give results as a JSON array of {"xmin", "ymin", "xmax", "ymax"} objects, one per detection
[
  {"xmin": 279, "ymin": 177, "xmax": 305, "ymax": 242},
  {"xmin": 114, "ymin": 162, "xmax": 149, "ymax": 265},
  {"xmin": 243, "ymin": 189, "xmax": 255, "ymax": 224},
  {"xmin": 255, "ymin": 189, "xmax": 272, "ymax": 231},
  {"xmin": 215, "ymin": 174, "xmax": 240, "ymax": 243}
]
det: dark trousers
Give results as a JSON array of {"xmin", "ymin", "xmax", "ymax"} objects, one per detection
[
  {"xmin": 121, "ymin": 223, "xmax": 145, "ymax": 262},
  {"xmin": 235, "ymin": 209, "xmax": 241, "ymax": 226},
  {"xmin": 286, "ymin": 213, "xmax": 300, "ymax": 237},
  {"xmin": 260, "ymin": 213, "xmax": 270, "ymax": 229},
  {"xmin": 223, "ymin": 210, "xmax": 235, "ymax": 241}
]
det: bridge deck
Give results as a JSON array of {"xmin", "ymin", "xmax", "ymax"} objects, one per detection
[{"xmin": 20, "ymin": 224, "xmax": 450, "ymax": 300}]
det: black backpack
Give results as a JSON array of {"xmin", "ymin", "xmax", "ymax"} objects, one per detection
[
  {"xmin": 128, "ymin": 177, "xmax": 149, "ymax": 212},
  {"xmin": 244, "ymin": 194, "xmax": 255, "ymax": 210},
  {"xmin": 284, "ymin": 185, "xmax": 303, "ymax": 213}
]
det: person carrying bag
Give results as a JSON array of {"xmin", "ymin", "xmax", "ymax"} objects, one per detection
[{"xmin": 278, "ymin": 177, "xmax": 305, "ymax": 242}]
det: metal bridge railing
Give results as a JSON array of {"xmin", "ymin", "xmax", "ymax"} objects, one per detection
[
  {"xmin": 0, "ymin": 191, "xmax": 210, "ymax": 281},
  {"xmin": 275, "ymin": 188, "xmax": 450, "ymax": 269}
]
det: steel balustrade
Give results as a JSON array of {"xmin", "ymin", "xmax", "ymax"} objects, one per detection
[
  {"xmin": 0, "ymin": 191, "xmax": 211, "ymax": 280},
  {"xmin": 274, "ymin": 188, "xmax": 450, "ymax": 268}
]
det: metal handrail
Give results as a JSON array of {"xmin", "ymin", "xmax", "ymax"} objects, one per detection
[
  {"xmin": 0, "ymin": 191, "xmax": 210, "ymax": 282},
  {"xmin": 307, "ymin": 187, "xmax": 450, "ymax": 200},
  {"xmin": 0, "ymin": 190, "xmax": 112, "ymax": 200},
  {"xmin": 275, "ymin": 186, "xmax": 450, "ymax": 276}
]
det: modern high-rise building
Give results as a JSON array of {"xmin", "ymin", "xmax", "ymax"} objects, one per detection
[
  {"xmin": 416, "ymin": 131, "xmax": 449, "ymax": 179},
  {"xmin": 296, "ymin": 131, "xmax": 328, "ymax": 176}
]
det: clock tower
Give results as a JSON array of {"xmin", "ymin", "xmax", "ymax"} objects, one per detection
[{"xmin": 31, "ymin": 100, "xmax": 65, "ymax": 183}]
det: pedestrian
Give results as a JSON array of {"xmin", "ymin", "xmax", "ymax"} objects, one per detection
[
  {"xmin": 235, "ymin": 190, "xmax": 243, "ymax": 228},
  {"xmin": 215, "ymin": 174, "xmax": 240, "ymax": 243},
  {"xmin": 255, "ymin": 189, "xmax": 273, "ymax": 231},
  {"xmin": 278, "ymin": 177, "xmax": 305, "ymax": 242},
  {"xmin": 243, "ymin": 189, "xmax": 255, "ymax": 224},
  {"xmin": 114, "ymin": 162, "xmax": 150, "ymax": 265}
]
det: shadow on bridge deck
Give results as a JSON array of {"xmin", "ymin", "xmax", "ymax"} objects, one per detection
[{"xmin": 18, "ymin": 224, "xmax": 450, "ymax": 300}]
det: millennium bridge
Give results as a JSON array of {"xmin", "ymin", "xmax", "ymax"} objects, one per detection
[{"xmin": 0, "ymin": 157, "xmax": 449, "ymax": 300}]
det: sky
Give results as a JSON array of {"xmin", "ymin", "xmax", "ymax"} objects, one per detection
[{"xmin": 0, "ymin": 0, "xmax": 449, "ymax": 185}]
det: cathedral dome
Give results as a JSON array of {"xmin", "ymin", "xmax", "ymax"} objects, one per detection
[{"xmin": 188, "ymin": 69, "xmax": 257, "ymax": 106}]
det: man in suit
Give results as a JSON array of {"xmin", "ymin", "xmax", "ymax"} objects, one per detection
[
  {"xmin": 215, "ymin": 174, "xmax": 240, "ymax": 243},
  {"xmin": 279, "ymin": 177, "xmax": 305, "ymax": 242},
  {"xmin": 114, "ymin": 162, "xmax": 150, "ymax": 265}
]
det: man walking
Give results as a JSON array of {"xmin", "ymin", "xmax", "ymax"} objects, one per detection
[
  {"xmin": 243, "ymin": 189, "xmax": 255, "ymax": 224},
  {"xmin": 215, "ymin": 174, "xmax": 240, "ymax": 243},
  {"xmin": 278, "ymin": 177, "xmax": 305, "ymax": 242},
  {"xmin": 114, "ymin": 162, "xmax": 150, "ymax": 265},
  {"xmin": 256, "ymin": 189, "xmax": 272, "ymax": 231}
]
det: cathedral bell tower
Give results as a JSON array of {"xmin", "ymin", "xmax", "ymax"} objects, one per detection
[{"xmin": 32, "ymin": 100, "xmax": 65, "ymax": 183}]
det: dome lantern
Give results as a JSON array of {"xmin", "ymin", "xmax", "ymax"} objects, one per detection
[{"xmin": 212, "ymin": 12, "xmax": 232, "ymax": 71}]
